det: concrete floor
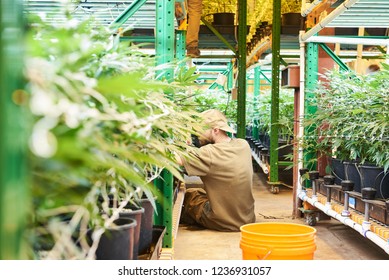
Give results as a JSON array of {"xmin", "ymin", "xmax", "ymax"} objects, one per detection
[{"xmin": 174, "ymin": 172, "xmax": 389, "ymax": 260}]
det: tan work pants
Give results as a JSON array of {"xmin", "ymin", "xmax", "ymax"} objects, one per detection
[
  {"xmin": 186, "ymin": 0, "xmax": 203, "ymax": 48},
  {"xmin": 181, "ymin": 187, "xmax": 207, "ymax": 226}
]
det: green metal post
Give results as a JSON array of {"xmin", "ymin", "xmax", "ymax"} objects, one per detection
[
  {"xmin": 236, "ymin": 0, "xmax": 247, "ymax": 139},
  {"xmin": 0, "ymin": 0, "xmax": 28, "ymax": 259},
  {"xmin": 176, "ymin": 30, "xmax": 186, "ymax": 62},
  {"xmin": 260, "ymin": 70, "xmax": 272, "ymax": 84},
  {"xmin": 155, "ymin": 0, "xmax": 174, "ymax": 82},
  {"xmin": 227, "ymin": 62, "xmax": 233, "ymax": 91},
  {"xmin": 251, "ymin": 66, "xmax": 261, "ymax": 140},
  {"xmin": 269, "ymin": 0, "xmax": 281, "ymax": 184},
  {"xmin": 254, "ymin": 66, "xmax": 260, "ymax": 97},
  {"xmin": 154, "ymin": 0, "xmax": 175, "ymax": 248},
  {"xmin": 153, "ymin": 169, "xmax": 173, "ymax": 248},
  {"xmin": 304, "ymin": 42, "xmax": 319, "ymax": 171}
]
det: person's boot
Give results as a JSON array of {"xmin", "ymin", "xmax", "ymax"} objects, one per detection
[{"xmin": 186, "ymin": 46, "xmax": 200, "ymax": 58}]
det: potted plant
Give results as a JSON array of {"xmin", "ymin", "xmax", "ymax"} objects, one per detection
[
  {"xmin": 299, "ymin": 64, "xmax": 389, "ymax": 198},
  {"xmin": 202, "ymin": 0, "xmax": 237, "ymax": 25},
  {"xmin": 25, "ymin": 14, "xmax": 202, "ymax": 259},
  {"xmin": 282, "ymin": 0, "xmax": 303, "ymax": 24},
  {"xmin": 248, "ymin": 88, "xmax": 295, "ymax": 147}
]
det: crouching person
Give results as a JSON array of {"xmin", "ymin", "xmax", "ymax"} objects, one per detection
[{"xmin": 175, "ymin": 109, "xmax": 256, "ymax": 231}]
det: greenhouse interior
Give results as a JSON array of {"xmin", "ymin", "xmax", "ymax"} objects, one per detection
[{"xmin": 1, "ymin": 0, "xmax": 389, "ymax": 261}]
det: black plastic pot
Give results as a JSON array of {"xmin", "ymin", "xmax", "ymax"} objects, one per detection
[
  {"xmin": 330, "ymin": 157, "xmax": 345, "ymax": 185},
  {"xmin": 258, "ymin": 133, "xmax": 266, "ymax": 145},
  {"xmin": 309, "ymin": 171, "xmax": 319, "ymax": 180},
  {"xmin": 119, "ymin": 205, "xmax": 144, "ymax": 260},
  {"xmin": 323, "ymin": 175, "xmax": 335, "ymax": 185},
  {"xmin": 360, "ymin": 165, "xmax": 389, "ymax": 200},
  {"xmin": 213, "ymin": 13, "xmax": 234, "ymax": 25},
  {"xmin": 299, "ymin": 168, "xmax": 309, "ymax": 176},
  {"xmin": 361, "ymin": 187, "xmax": 377, "ymax": 200},
  {"xmin": 260, "ymin": 148, "xmax": 269, "ymax": 164},
  {"xmin": 341, "ymin": 180, "xmax": 354, "ymax": 192},
  {"xmin": 263, "ymin": 134, "xmax": 270, "ymax": 149},
  {"xmin": 281, "ymin": 13, "xmax": 302, "ymax": 26},
  {"xmin": 138, "ymin": 198, "xmax": 154, "ymax": 255},
  {"xmin": 343, "ymin": 161, "xmax": 361, "ymax": 193},
  {"xmin": 95, "ymin": 217, "xmax": 137, "ymax": 260}
]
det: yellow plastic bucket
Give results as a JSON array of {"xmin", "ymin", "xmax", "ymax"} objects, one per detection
[{"xmin": 240, "ymin": 222, "xmax": 317, "ymax": 260}]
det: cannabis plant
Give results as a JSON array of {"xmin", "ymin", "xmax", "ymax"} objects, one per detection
[
  {"xmin": 26, "ymin": 15, "xmax": 200, "ymax": 259},
  {"xmin": 301, "ymin": 64, "xmax": 389, "ymax": 171},
  {"xmin": 249, "ymin": 88, "xmax": 295, "ymax": 139}
]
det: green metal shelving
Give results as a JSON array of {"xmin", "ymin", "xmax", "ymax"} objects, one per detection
[
  {"xmin": 0, "ymin": 0, "xmax": 28, "ymax": 259},
  {"xmin": 268, "ymin": 0, "xmax": 281, "ymax": 187},
  {"xmin": 303, "ymin": 42, "xmax": 319, "ymax": 173}
]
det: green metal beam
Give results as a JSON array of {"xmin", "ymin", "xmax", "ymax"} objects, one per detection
[
  {"xmin": 254, "ymin": 67, "xmax": 260, "ymax": 97},
  {"xmin": 260, "ymin": 70, "xmax": 272, "ymax": 84},
  {"xmin": 0, "ymin": 0, "xmax": 28, "ymax": 259},
  {"xmin": 269, "ymin": 0, "xmax": 281, "ymax": 184},
  {"xmin": 227, "ymin": 62, "xmax": 233, "ymax": 90},
  {"xmin": 109, "ymin": 0, "xmax": 147, "ymax": 29},
  {"xmin": 201, "ymin": 17, "xmax": 236, "ymax": 54},
  {"xmin": 155, "ymin": 0, "xmax": 174, "ymax": 81},
  {"xmin": 120, "ymin": 36, "xmax": 155, "ymax": 43},
  {"xmin": 175, "ymin": 30, "xmax": 186, "ymax": 62},
  {"xmin": 153, "ymin": 169, "xmax": 173, "ymax": 249},
  {"xmin": 154, "ymin": 0, "xmax": 175, "ymax": 248},
  {"xmin": 318, "ymin": 43, "xmax": 350, "ymax": 72},
  {"xmin": 236, "ymin": 0, "xmax": 247, "ymax": 139},
  {"xmin": 280, "ymin": 57, "xmax": 288, "ymax": 67},
  {"xmin": 304, "ymin": 42, "xmax": 319, "ymax": 172},
  {"xmin": 208, "ymin": 66, "xmax": 232, "ymax": 90}
]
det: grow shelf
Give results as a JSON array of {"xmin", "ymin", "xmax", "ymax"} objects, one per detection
[
  {"xmin": 299, "ymin": 188, "xmax": 389, "ymax": 255},
  {"xmin": 316, "ymin": 179, "xmax": 389, "ymax": 226}
]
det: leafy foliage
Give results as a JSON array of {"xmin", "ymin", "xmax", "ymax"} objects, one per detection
[
  {"xmin": 248, "ymin": 88, "xmax": 295, "ymax": 139},
  {"xmin": 300, "ymin": 65, "xmax": 389, "ymax": 171},
  {"xmin": 26, "ymin": 16, "xmax": 201, "ymax": 259}
]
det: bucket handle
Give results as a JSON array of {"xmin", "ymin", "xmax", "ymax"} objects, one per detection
[{"xmin": 256, "ymin": 245, "xmax": 273, "ymax": 260}]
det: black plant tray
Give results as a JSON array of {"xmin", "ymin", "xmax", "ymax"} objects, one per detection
[{"xmin": 138, "ymin": 226, "xmax": 166, "ymax": 260}]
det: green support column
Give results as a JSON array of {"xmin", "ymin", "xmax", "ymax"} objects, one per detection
[
  {"xmin": 153, "ymin": 169, "xmax": 173, "ymax": 248},
  {"xmin": 304, "ymin": 42, "xmax": 319, "ymax": 171},
  {"xmin": 236, "ymin": 0, "xmax": 247, "ymax": 139},
  {"xmin": 260, "ymin": 70, "xmax": 272, "ymax": 84},
  {"xmin": 155, "ymin": 0, "xmax": 174, "ymax": 82},
  {"xmin": 176, "ymin": 30, "xmax": 186, "ymax": 62},
  {"xmin": 254, "ymin": 66, "xmax": 260, "ymax": 97},
  {"xmin": 251, "ymin": 67, "xmax": 260, "ymax": 140},
  {"xmin": 0, "ymin": 0, "xmax": 28, "ymax": 259},
  {"xmin": 154, "ymin": 0, "xmax": 175, "ymax": 248},
  {"xmin": 227, "ymin": 62, "xmax": 233, "ymax": 90},
  {"xmin": 269, "ymin": 0, "xmax": 281, "ymax": 184}
]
